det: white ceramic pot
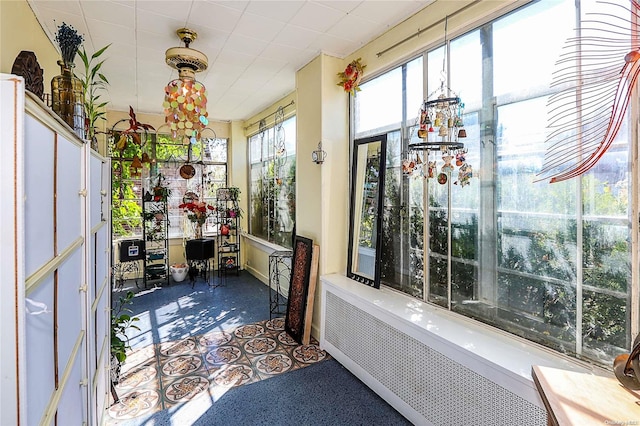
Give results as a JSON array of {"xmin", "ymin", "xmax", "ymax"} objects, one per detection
[{"xmin": 170, "ymin": 264, "xmax": 189, "ymax": 282}]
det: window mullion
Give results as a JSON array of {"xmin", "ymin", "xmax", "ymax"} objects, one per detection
[{"xmin": 478, "ymin": 24, "xmax": 497, "ymax": 309}]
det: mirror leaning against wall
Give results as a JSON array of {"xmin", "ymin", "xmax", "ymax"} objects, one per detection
[{"xmin": 347, "ymin": 135, "xmax": 387, "ymax": 288}]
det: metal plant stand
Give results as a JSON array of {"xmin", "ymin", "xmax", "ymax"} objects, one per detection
[
  {"xmin": 269, "ymin": 250, "xmax": 292, "ymax": 319},
  {"xmin": 113, "ymin": 260, "xmax": 141, "ymax": 289}
]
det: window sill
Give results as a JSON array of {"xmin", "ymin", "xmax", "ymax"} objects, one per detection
[
  {"xmin": 241, "ymin": 232, "xmax": 290, "ymax": 253},
  {"xmin": 319, "ymin": 274, "xmax": 604, "ymax": 397}
]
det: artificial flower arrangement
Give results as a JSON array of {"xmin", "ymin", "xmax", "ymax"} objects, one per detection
[
  {"xmin": 54, "ymin": 21, "xmax": 84, "ymax": 65},
  {"xmin": 179, "ymin": 201, "xmax": 216, "ymax": 226},
  {"xmin": 337, "ymin": 58, "xmax": 366, "ymax": 95}
]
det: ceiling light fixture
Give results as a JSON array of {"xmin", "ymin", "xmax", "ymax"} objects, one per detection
[{"xmin": 163, "ymin": 28, "xmax": 209, "ymax": 144}]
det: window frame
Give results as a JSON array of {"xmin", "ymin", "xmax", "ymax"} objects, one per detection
[
  {"xmin": 349, "ymin": 0, "xmax": 637, "ymax": 367},
  {"xmin": 247, "ymin": 115, "xmax": 297, "ymax": 249}
]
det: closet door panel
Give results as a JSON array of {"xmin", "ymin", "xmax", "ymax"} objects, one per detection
[
  {"xmin": 56, "ymin": 343, "xmax": 86, "ymax": 425},
  {"xmin": 90, "ymin": 155, "xmax": 103, "ymax": 228},
  {"xmin": 23, "ymin": 115, "xmax": 54, "ymax": 278},
  {"xmin": 25, "ymin": 276, "xmax": 55, "ymax": 424},
  {"xmin": 56, "ymin": 249, "xmax": 84, "ymax": 372},
  {"xmin": 56, "ymin": 136, "xmax": 83, "ymax": 251}
]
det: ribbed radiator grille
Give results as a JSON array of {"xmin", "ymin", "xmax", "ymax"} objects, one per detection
[{"xmin": 325, "ymin": 291, "xmax": 547, "ymax": 426}]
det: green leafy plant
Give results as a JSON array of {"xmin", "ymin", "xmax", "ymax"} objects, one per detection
[
  {"xmin": 151, "ymin": 172, "xmax": 171, "ymax": 202},
  {"xmin": 76, "ymin": 44, "xmax": 111, "ymax": 142},
  {"xmin": 228, "ymin": 186, "xmax": 241, "ymax": 200},
  {"xmin": 111, "ymin": 291, "xmax": 140, "ymax": 364}
]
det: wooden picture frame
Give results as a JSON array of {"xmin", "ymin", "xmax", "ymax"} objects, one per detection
[{"xmin": 285, "ymin": 235, "xmax": 315, "ymax": 344}]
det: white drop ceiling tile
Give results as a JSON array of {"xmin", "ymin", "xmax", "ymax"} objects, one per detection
[
  {"xmin": 241, "ymin": 57, "xmax": 284, "ymax": 82},
  {"xmin": 350, "ymin": 1, "xmax": 430, "ymax": 27},
  {"xmin": 327, "ymin": 14, "xmax": 378, "ymax": 44},
  {"xmin": 308, "ymin": 33, "xmax": 358, "ymax": 58},
  {"xmin": 260, "ymin": 42, "xmax": 307, "ymax": 63},
  {"xmin": 188, "ymin": 1, "xmax": 243, "ymax": 33},
  {"xmin": 136, "ymin": 78, "xmax": 166, "ymax": 102},
  {"xmin": 136, "ymin": 10, "xmax": 188, "ymax": 37},
  {"xmin": 177, "ymin": 26, "xmax": 227, "ymax": 54},
  {"xmin": 273, "ymin": 24, "xmax": 321, "ymax": 50},
  {"xmin": 273, "ymin": 67, "xmax": 297, "ymax": 86},
  {"xmin": 135, "ymin": 0, "xmax": 192, "ymax": 20},
  {"xmin": 215, "ymin": 49, "xmax": 254, "ymax": 72},
  {"xmin": 207, "ymin": 67, "xmax": 243, "ymax": 89},
  {"xmin": 79, "ymin": 36, "xmax": 115, "ymax": 56},
  {"xmin": 257, "ymin": 82, "xmax": 292, "ymax": 105},
  {"xmin": 212, "ymin": 1, "xmax": 250, "ymax": 13},
  {"xmin": 106, "ymin": 0, "xmax": 134, "ymax": 8},
  {"xmin": 136, "ymin": 29, "xmax": 176, "ymax": 53},
  {"xmin": 30, "ymin": 1, "xmax": 83, "ymax": 17},
  {"xmin": 232, "ymin": 78, "xmax": 265, "ymax": 95},
  {"xmin": 222, "ymin": 33, "xmax": 268, "ymax": 57},
  {"xmin": 85, "ymin": 19, "xmax": 135, "ymax": 46},
  {"xmin": 245, "ymin": 1, "xmax": 305, "ymax": 23},
  {"xmin": 136, "ymin": 58, "xmax": 171, "ymax": 80},
  {"xmin": 80, "ymin": 0, "xmax": 134, "ymax": 26},
  {"xmin": 107, "ymin": 79, "xmax": 135, "ymax": 97},
  {"xmin": 313, "ymin": 0, "xmax": 360, "ymax": 14},
  {"xmin": 234, "ymin": 12, "xmax": 285, "ymax": 42},
  {"xmin": 289, "ymin": 2, "xmax": 345, "ymax": 33}
]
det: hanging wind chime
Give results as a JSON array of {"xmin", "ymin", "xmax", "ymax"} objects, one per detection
[{"xmin": 403, "ymin": 17, "xmax": 474, "ymax": 187}]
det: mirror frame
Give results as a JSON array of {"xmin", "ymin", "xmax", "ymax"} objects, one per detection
[{"xmin": 347, "ymin": 134, "xmax": 387, "ymax": 288}]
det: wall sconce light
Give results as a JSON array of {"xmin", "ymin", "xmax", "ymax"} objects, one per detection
[{"xmin": 311, "ymin": 142, "xmax": 327, "ymax": 164}]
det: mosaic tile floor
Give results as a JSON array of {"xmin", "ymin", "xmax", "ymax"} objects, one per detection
[{"xmin": 106, "ymin": 317, "xmax": 330, "ymax": 422}]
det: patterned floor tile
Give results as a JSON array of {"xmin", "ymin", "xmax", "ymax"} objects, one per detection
[
  {"xmin": 158, "ymin": 337, "xmax": 198, "ymax": 357},
  {"xmin": 163, "ymin": 374, "xmax": 211, "ymax": 405},
  {"xmin": 115, "ymin": 362, "xmax": 159, "ymax": 390},
  {"xmin": 204, "ymin": 345, "xmax": 242, "ymax": 365},
  {"xmin": 253, "ymin": 352, "xmax": 294, "ymax": 376},
  {"xmin": 160, "ymin": 354, "xmax": 205, "ymax": 377},
  {"xmin": 106, "ymin": 317, "xmax": 331, "ymax": 423},
  {"xmin": 198, "ymin": 330, "xmax": 233, "ymax": 347},
  {"xmin": 108, "ymin": 389, "xmax": 161, "ymax": 420},
  {"xmin": 211, "ymin": 363, "xmax": 255, "ymax": 387}
]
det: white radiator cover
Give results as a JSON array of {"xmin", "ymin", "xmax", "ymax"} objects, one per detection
[{"xmin": 319, "ymin": 274, "xmax": 588, "ymax": 426}]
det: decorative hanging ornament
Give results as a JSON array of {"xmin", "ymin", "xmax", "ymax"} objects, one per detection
[
  {"xmin": 163, "ymin": 28, "xmax": 209, "ymax": 144},
  {"xmin": 441, "ymin": 154, "xmax": 454, "ymax": 173},
  {"xmin": 428, "ymin": 161, "xmax": 437, "ymax": 178},
  {"xmin": 337, "ymin": 58, "xmax": 366, "ymax": 95},
  {"xmin": 455, "ymin": 163, "xmax": 473, "ymax": 187},
  {"xmin": 404, "ymin": 15, "xmax": 476, "ymax": 189}
]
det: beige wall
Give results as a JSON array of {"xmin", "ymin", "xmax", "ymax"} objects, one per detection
[{"xmin": 0, "ymin": 0, "xmax": 59, "ymax": 92}]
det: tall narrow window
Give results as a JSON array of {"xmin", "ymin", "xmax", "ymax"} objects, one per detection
[{"xmin": 248, "ymin": 116, "xmax": 296, "ymax": 248}]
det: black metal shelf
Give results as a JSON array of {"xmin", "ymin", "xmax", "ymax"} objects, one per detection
[
  {"xmin": 216, "ymin": 188, "xmax": 240, "ymax": 277},
  {"xmin": 142, "ymin": 199, "xmax": 169, "ymax": 287}
]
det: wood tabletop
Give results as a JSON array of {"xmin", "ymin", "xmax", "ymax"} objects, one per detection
[{"xmin": 532, "ymin": 365, "xmax": 640, "ymax": 426}]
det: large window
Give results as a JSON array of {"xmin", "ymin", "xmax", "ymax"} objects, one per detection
[
  {"xmin": 111, "ymin": 135, "xmax": 228, "ymax": 240},
  {"xmin": 351, "ymin": 0, "xmax": 633, "ymax": 366},
  {"xmin": 248, "ymin": 115, "xmax": 296, "ymax": 248}
]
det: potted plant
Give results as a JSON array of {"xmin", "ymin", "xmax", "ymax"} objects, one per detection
[
  {"xmin": 228, "ymin": 186, "xmax": 241, "ymax": 201},
  {"xmin": 151, "ymin": 173, "xmax": 171, "ymax": 202},
  {"xmin": 111, "ymin": 291, "xmax": 140, "ymax": 384},
  {"xmin": 76, "ymin": 44, "xmax": 111, "ymax": 150}
]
